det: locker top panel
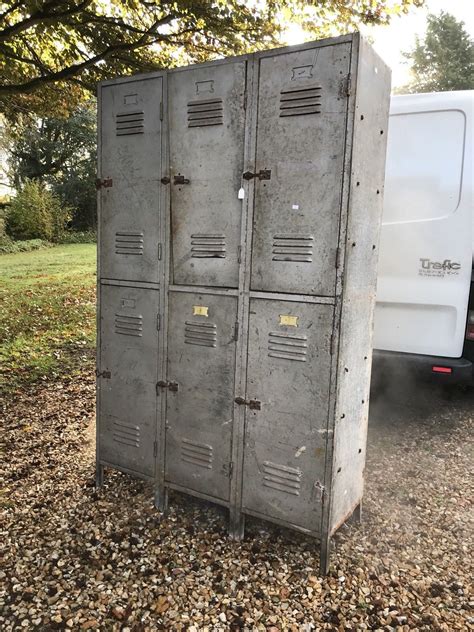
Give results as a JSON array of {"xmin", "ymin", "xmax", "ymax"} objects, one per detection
[
  {"xmin": 98, "ymin": 76, "xmax": 164, "ymax": 284},
  {"xmin": 168, "ymin": 60, "xmax": 247, "ymax": 289},
  {"xmin": 250, "ymin": 41, "xmax": 352, "ymax": 296}
]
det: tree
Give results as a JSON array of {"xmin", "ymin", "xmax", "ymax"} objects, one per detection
[
  {"xmin": 6, "ymin": 104, "xmax": 97, "ymax": 229},
  {"xmin": 1, "ymin": 0, "xmax": 423, "ymax": 120},
  {"xmin": 401, "ymin": 12, "xmax": 474, "ymax": 93}
]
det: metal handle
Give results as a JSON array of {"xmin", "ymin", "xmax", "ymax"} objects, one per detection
[
  {"xmin": 173, "ymin": 174, "xmax": 190, "ymax": 185},
  {"xmin": 235, "ymin": 397, "xmax": 261, "ymax": 410},
  {"xmin": 242, "ymin": 169, "xmax": 271, "ymax": 181}
]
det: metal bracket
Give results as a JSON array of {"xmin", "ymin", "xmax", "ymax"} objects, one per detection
[
  {"xmin": 96, "ymin": 369, "xmax": 111, "ymax": 379},
  {"xmin": 96, "ymin": 178, "xmax": 113, "ymax": 190},
  {"xmin": 156, "ymin": 380, "xmax": 179, "ymax": 393},
  {"xmin": 173, "ymin": 175, "xmax": 190, "ymax": 185},
  {"xmin": 242, "ymin": 169, "xmax": 271, "ymax": 181},
  {"xmin": 235, "ymin": 396, "xmax": 261, "ymax": 410},
  {"xmin": 160, "ymin": 176, "xmax": 170, "ymax": 184}
]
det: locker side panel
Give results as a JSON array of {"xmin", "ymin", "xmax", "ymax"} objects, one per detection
[
  {"xmin": 169, "ymin": 62, "xmax": 247, "ymax": 288},
  {"xmin": 329, "ymin": 38, "xmax": 391, "ymax": 534},
  {"xmin": 251, "ymin": 43, "xmax": 351, "ymax": 296},
  {"xmin": 165, "ymin": 291, "xmax": 238, "ymax": 502},
  {"xmin": 242, "ymin": 298, "xmax": 333, "ymax": 532},
  {"xmin": 99, "ymin": 77, "xmax": 163, "ymax": 283},
  {"xmin": 98, "ymin": 283, "xmax": 159, "ymax": 478}
]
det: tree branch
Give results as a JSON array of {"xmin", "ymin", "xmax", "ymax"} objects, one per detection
[{"xmin": 0, "ymin": 0, "xmax": 93, "ymax": 43}]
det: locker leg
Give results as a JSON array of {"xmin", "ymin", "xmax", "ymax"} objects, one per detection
[
  {"xmin": 154, "ymin": 485, "xmax": 168, "ymax": 513},
  {"xmin": 229, "ymin": 508, "xmax": 245, "ymax": 541},
  {"xmin": 95, "ymin": 464, "xmax": 104, "ymax": 488},
  {"xmin": 348, "ymin": 501, "xmax": 362, "ymax": 525},
  {"xmin": 319, "ymin": 535, "xmax": 331, "ymax": 576}
]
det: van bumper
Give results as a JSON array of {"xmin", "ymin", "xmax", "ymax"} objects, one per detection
[{"xmin": 372, "ymin": 349, "xmax": 473, "ymax": 385}]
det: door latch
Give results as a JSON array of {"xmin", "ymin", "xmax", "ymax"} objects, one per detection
[
  {"xmin": 234, "ymin": 396, "xmax": 261, "ymax": 410},
  {"xmin": 96, "ymin": 369, "xmax": 111, "ymax": 379},
  {"xmin": 95, "ymin": 177, "xmax": 113, "ymax": 189},
  {"xmin": 156, "ymin": 380, "xmax": 179, "ymax": 393},
  {"xmin": 173, "ymin": 175, "xmax": 190, "ymax": 185},
  {"xmin": 242, "ymin": 169, "xmax": 271, "ymax": 181},
  {"xmin": 160, "ymin": 176, "xmax": 171, "ymax": 184}
]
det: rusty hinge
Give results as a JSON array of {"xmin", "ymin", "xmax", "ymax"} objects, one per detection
[
  {"xmin": 314, "ymin": 481, "xmax": 326, "ymax": 502},
  {"xmin": 235, "ymin": 396, "xmax": 261, "ymax": 410},
  {"xmin": 159, "ymin": 101, "xmax": 163, "ymax": 121},
  {"xmin": 153, "ymin": 440, "xmax": 158, "ymax": 457},
  {"xmin": 237, "ymin": 245, "xmax": 242, "ymax": 264},
  {"xmin": 96, "ymin": 178, "xmax": 112, "ymax": 190},
  {"xmin": 243, "ymin": 169, "xmax": 271, "ymax": 181},
  {"xmin": 96, "ymin": 369, "xmax": 111, "ymax": 379},
  {"xmin": 173, "ymin": 174, "xmax": 190, "ymax": 185},
  {"xmin": 345, "ymin": 73, "xmax": 352, "ymax": 97},
  {"xmin": 234, "ymin": 321, "xmax": 239, "ymax": 341},
  {"xmin": 157, "ymin": 380, "xmax": 179, "ymax": 393},
  {"xmin": 156, "ymin": 313, "xmax": 161, "ymax": 331},
  {"xmin": 157, "ymin": 242, "xmax": 162, "ymax": 260}
]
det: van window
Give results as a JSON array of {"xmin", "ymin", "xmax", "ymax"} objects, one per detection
[{"xmin": 383, "ymin": 110, "xmax": 465, "ymax": 224}]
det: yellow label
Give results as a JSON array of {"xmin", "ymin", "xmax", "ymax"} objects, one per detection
[
  {"xmin": 193, "ymin": 305, "xmax": 209, "ymax": 317},
  {"xmin": 279, "ymin": 314, "xmax": 298, "ymax": 327}
]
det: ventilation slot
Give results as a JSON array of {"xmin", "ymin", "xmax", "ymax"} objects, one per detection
[
  {"xmin": 268, "ymin": 332, "xmax": 308, "ymax": 362},
  {"xmin": 191, "ymin": 234, "xmax": 226, "ymax": 258},
  {"xmin": 272, "ymin": 234, "xmax": 313, "ymax": 262},
  {"xmin": 279, "ymin": 86, "xmax": 322, "ymax": 117},
  {"xmin": 187, "ymin": 98, "xmax": 223, "ymax": 127},
  {"xmin": 115, "ymin": 231, "xmax": 144, "ymax": 256},
  {"xmin": 115, "ymin": 314, "xmax": 143, "ymax": 337},
  {"xmin": 184, "ymin": 321, "xmax": 217, "ymax": 348},
  {"xmin": 116, "ymin": 111, "xmax": 145, "ymax": 135},
  {"xmin": 181, "ymin": 439, "xmax": 213, "ymax": 469},
  {"xmin": 113, "ymin": 421, "xmax": 140, "ymax": 448},
  {"xmin": 262, "ymin": 461, "xmax": 301, "ymax": 495}
]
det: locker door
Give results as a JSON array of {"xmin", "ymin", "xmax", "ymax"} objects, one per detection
[
  {"xmin": 242, "ymin": 299, "xmax": 333, "ymax": 531},
  {"xmin": 169, "ymin": 62, "xmax": 247, "ymax": 288},
  {"xmin": 100, "ymin": 77, "xmax": 163, "ymax": 283},
  {"xmin": 98, "ymin": 283, "xmax": 159, "ymax": 478},
  {"xmin": 251, "ymin": 44, "xmax": 351, "ymax": 295},
  {"xmin": 165, "ymin": 291, "xmax": 238, "ymax": 501}
]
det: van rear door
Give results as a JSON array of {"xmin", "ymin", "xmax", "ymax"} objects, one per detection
[{"xmin": 374, "ymin": 91, "xmax": 473, "ymax": 359}]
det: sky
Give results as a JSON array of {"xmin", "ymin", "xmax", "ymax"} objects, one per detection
[{"xmin": 285, "ymin": 0, "xmax": 474, "ymax": 89}]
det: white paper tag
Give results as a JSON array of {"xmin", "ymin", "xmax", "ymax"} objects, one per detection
[
  {"xmin": 238, "ymin": 187, "xmax": 245, "ymax": 199},
  {"xmin": 292, "ymin": 204, "xmax": 299, "ymax": 210}
]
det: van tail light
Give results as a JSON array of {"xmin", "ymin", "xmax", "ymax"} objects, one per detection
[
  {"xmin": 466, "ymin": 310, "xmax": 474, "ymax": 341},
  {"xmin": 432, "ymin": 366, "xmax": 452, "ymax": 374}
]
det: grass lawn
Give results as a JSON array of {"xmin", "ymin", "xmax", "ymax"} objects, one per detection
[{"xmin": 0, "ymin": 244, "xmax": 96, "ymax": 394}]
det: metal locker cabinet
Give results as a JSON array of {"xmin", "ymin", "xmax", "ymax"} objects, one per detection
[
  {"xmin": 164, "ymin": 290, "xmax": 238, "ymax": 503},
  {"xmin": 99, "ymin": 76, "xmax": 163, "ymax": 283},
  {"xmin": 250, "ymin": 43, "xmax": 351, "ymax": 296},
  {"xmin": 241, "ymin": 298, "xmax": 333, "ymax": 531},
  {"xmin": 97, "ymin": 282, "xmax": 160, "ymax": 479},
  {"xmin": 168, "ymin": 61, "xmax": 247, "ymax": 288}
]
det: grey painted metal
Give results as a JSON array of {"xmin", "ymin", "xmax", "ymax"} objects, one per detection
[
  {"xmin": 169, "ymin": 61, "xmax": 247, "ymax": 288},
  {"xmin": 242, "ymin": 298, "xmax": 333, "ymax": 530},
  {"xmin": 164, "ymin": 290, "xmax": 238, "ymax": 501},
  {"xmin": 97, "ymin": 283, "xmax": 160, "ymax": 478},
  {"xmin": 96, "ymin": 33, "xmax": 390, "ymax": 575},
  {"xmin": 251, "ymin": 43, "xmax": 350, "ymax": 296},
  {"xmin": 99, "ymin": 77, "xmax": 163, "ymax": 283}
]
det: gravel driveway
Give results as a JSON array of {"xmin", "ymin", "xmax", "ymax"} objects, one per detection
[{"xmin": 1, "ymin": 375, "xmax": 472, "ymax": 631}]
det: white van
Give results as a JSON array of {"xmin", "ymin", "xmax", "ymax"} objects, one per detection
[{"xmin": 373, "ymin": 91, "xmax": 474, "ymax": 383}]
